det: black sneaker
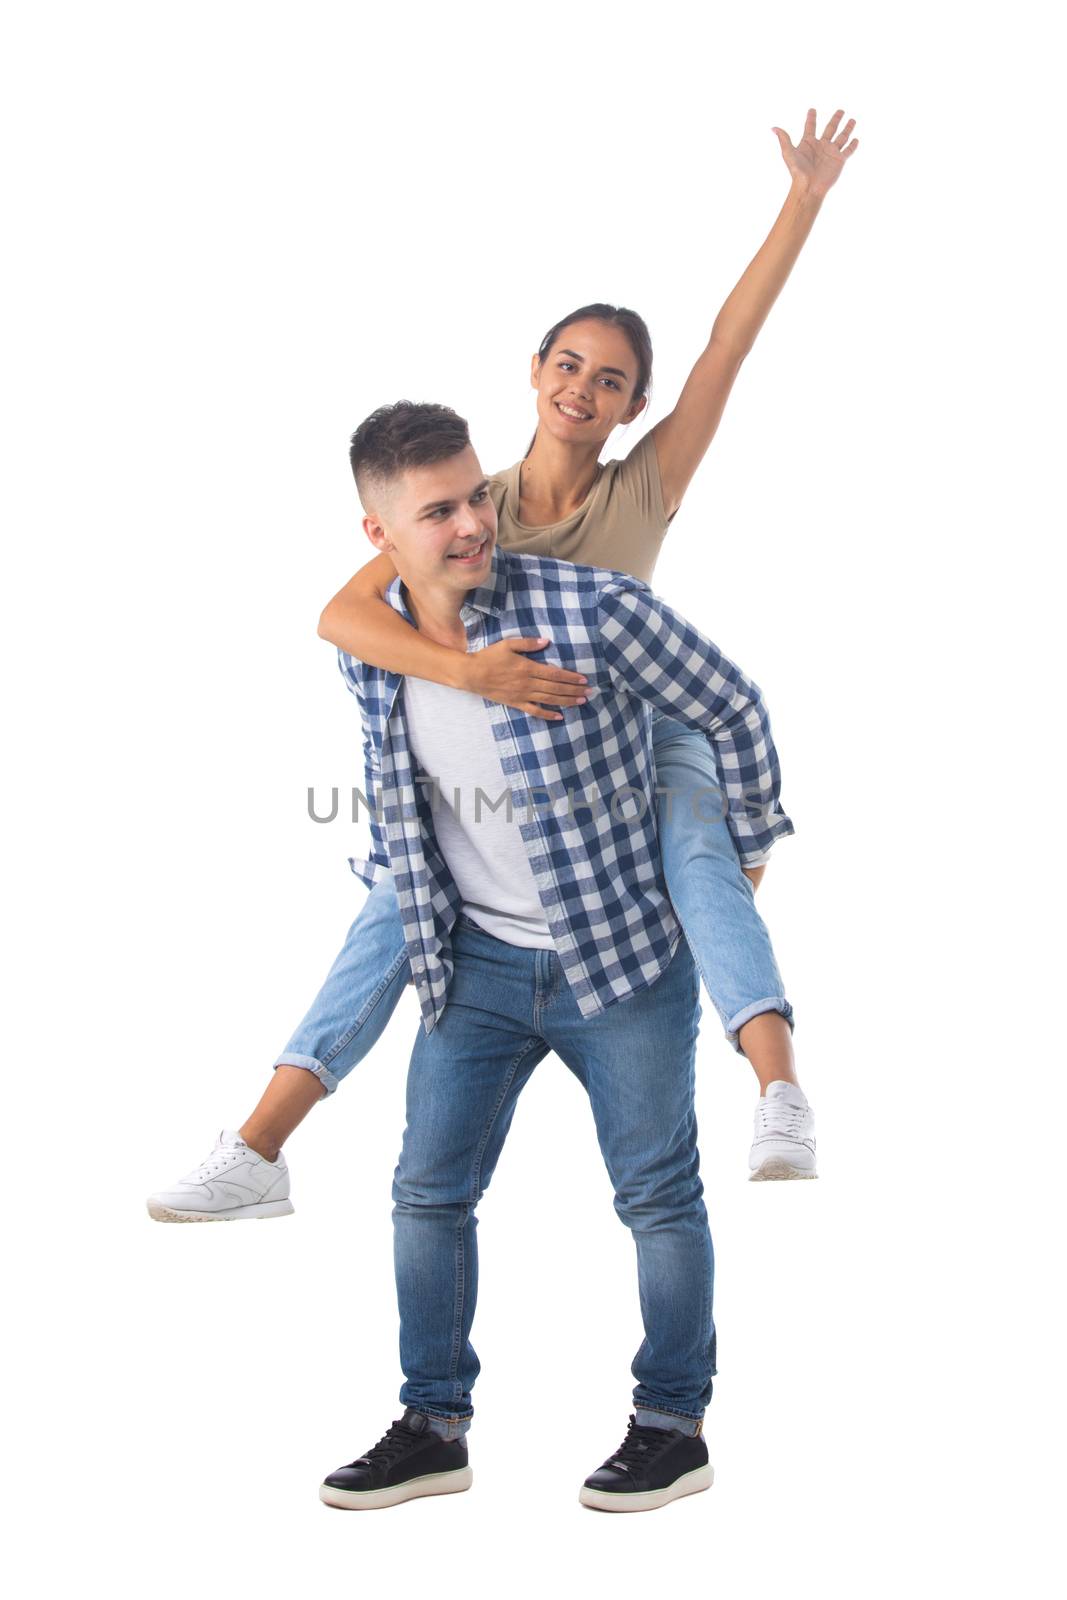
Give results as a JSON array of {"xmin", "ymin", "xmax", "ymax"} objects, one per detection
[
  {"xmin": 319, "ymin": 1408, "xmax": 473, "ymax": 1510},
  {"xmin": 579, "ymin": 1414, "xmax": 714, "ymax": 1512}
]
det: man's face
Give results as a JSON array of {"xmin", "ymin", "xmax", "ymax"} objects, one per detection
[{"xmin": 363, "ymin": 446, "xmax": 497, "ymax": 600}]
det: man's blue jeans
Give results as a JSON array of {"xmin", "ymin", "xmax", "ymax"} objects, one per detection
[
  {"xmin": 392, "ymin": 914, "xmax": 714, "ymax": 1431},
  {"xmin": 274, "ymin": 713, "xmax": 793, "ymax": 1094}
]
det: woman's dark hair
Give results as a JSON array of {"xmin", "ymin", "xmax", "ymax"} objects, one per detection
[
  {"xmin": 526, "ymin": 303, "xmax": 653, "ymax": 455},
  {"xmin": 349, "ymin": 400, "xmax": 471, "ymax": 508}
]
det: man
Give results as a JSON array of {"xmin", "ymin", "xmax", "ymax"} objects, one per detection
[{"xmin": 316, "ymin": 401, "xmax": 793, "ymax": 1513}]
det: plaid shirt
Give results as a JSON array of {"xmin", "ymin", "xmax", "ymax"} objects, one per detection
[{"xmin": 340, "ymin": 546, "xmax": 793, "ymax": 1034}]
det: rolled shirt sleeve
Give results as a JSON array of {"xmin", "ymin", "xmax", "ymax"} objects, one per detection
[{"xmin": 597, "ymin": 580, "xmax": 794, "ymax": 866}]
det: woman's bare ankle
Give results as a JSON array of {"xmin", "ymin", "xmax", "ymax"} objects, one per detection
[
  {"xmin": 738, "ymin": 1011, "xmax": 800, "ymax": 1095},
  {"xmin": 239, "ymin": 1125, "xmax": 281, "ymax": 1163},
  {"xmin": 236, "ymin": 1066, "xmax": 326, "ymax": 1162}
]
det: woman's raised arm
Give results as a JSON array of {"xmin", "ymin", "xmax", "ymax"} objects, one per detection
[
  {"xmin": 317, "ymin": 552, "xmax": 589, "ymax": 721},
  {"xmin": 647, "ymin": 107, "xmax": 859, "ymax": 519}
]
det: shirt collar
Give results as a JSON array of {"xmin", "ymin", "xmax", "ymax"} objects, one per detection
[{"xmin": 383, "ymin": 541, "xmax": 510, "ymax": 624}]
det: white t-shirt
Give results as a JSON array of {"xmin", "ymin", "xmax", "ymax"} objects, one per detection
[{"xmin": 401, "ymin": 676, "xmax": 556, "ymax": 948}]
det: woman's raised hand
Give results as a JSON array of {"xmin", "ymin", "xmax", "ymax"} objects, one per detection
[
  {"xmin": 464, "ymin": 637, "xmax": 589, "ymax": 722},
  {"xmin": 772, "ymin": 108, "xmax": 859, "ymax": 197}
]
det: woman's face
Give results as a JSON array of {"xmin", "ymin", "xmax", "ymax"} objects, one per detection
[{"xmin": 530, "ymin": 318, "xmax": 647, "ymax": 448}]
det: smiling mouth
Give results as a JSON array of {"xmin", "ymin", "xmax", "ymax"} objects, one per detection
[
  {"xmin": 447, "ymin": 539, "xmax": 489, "ymax": 563},
  {"xmin": 556, "ymin": 402, "xmax": 592, "ymax": 422}
]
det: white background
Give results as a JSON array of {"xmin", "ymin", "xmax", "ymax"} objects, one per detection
[{"xmin": 3, "ymin": 2, "xmax": 1063, "ymax": 1594}]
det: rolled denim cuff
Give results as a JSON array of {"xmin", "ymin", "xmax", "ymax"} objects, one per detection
[
  {"xmin": 724, "ymin": 997, "xmax": 795, "ymax": 1056},
  {"xmin": 272, "ymin": 1052, "xmax": 340, "ymax": 1096},
  {"xmin": 418, "ymin": 1411, "xmax": 472, "ymax": 1440},
  {"xmin": 634, "ymin": 1406, "xmax": 703, "ymax": 1436}
]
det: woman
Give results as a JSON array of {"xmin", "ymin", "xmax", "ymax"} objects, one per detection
[{"xmin": 147, "ymin": 108, "xmax": 858, "ymax": 1221}]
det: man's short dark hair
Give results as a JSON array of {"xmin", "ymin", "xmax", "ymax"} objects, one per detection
[{"xmin": 349, "ymin": 401, "xmax": 471, "ymax": 509}]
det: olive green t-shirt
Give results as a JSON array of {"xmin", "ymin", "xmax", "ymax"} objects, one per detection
[{"xmin": 488, "ymin": 431, "xmax": 671, "ymax": 585}]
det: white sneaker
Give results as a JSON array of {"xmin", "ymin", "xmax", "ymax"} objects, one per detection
[
  {"xmin": 748, "ymin": 1082, "xmax": 817, "ymax": 1181},
  {"xmin": 146, "ymin": 1129, "xmax": 294, "ymax": 1222}
]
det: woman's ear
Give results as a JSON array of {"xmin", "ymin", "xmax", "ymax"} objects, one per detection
[
  {"xmin": 530, "ymin": 353, "xmax": 542, "ymax": 389},
  {"xmin": 623, "ymin": 393, "xmax": 648, "ymax": 425}
]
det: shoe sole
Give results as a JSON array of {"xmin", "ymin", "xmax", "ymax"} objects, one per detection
[
  {"xmin": 748, "ymin": 1159, "xmax": 817, "ymax": 1182},
  {"xmin": 579, "ymin": 1463, "xmax": 713, "ymax": 1513},
  {"xmin": 145, "ymin": 1198, "xmax": 295, "ymax": 1222},
  {"xmin": 319, "ymin": 1466, "xmax": 473, "ymax": 1510}
]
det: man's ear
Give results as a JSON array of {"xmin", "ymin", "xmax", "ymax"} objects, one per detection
[{"xmin": 362, "ymin": 513, "xmax": 393, "ymax": 554}]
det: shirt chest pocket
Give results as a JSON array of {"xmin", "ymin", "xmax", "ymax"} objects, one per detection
[{"xmin": 536, "ymin": 641, "xmax": 608, "ymax": 700}]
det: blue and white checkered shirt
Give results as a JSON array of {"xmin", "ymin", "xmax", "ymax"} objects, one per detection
[{"xmin": 340, "ymin": 546, "xmax": 793, "ymax": 1034}]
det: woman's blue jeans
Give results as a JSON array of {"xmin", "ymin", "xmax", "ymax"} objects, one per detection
[
  {"xmin": 274, "ymin": 712, "xmax": 793, "ymax": 1094},
  {"xmin": 393, "ymin": 913, "xmax": 713, "ymax": 1427}
]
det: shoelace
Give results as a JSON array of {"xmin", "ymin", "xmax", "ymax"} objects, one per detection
[
  {"xmin": 187, "ymin": 1148, "xmax": 244, "ymax": 1182},
  {"xmin": 606, "ymin": 1416, "xmax": 675, "ymax": 1472},
  {"xmin": 755, "ymin": 1099, "xmax": 807, "ymax": 1138},
  {"xmin": 352, "ymin": 1421, "xmax": 425, "ymax": 1470}
]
